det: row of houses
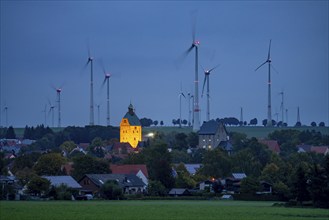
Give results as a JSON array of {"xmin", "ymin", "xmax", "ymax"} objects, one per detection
[{"xmin": 1, "ymin": 161, "xmax": 252, "ymax": 200}]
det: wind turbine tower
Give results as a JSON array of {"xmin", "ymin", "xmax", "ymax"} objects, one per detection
[
  {"xmin": 3, "ymin": 106, "xmax": 8, "ymax": 127},
  {"xmin": 56, "ymin": 88, "xmax": 62, "ymax": 128},
  {"xmin": 48, "ymin": 101, "xmax": 55, "ymax": 128},
  {"xmin": 279, "ymin": 91, "xmax": 284, "ymax": 123},
  {"xmin": 101, "ymin": 67, "xmax": 111, "ymax": 126},
  {"xmin": 86, "ymin": 52, "xmax": 94, "ymax": 126},
  {"xmin": 255, "ymin": 40, "xmax": 275, "ymax": 127},
  {"xmin": 240, "ymin": 107, "xmax": 243, "ymax": 125},
  {"xmin": 187, "ymin": 93, "xmax": 193, "ymax": 126},
  {"xmin": 178, "ymin": 85, "xmax": 186, "ymax": 128},
  {"xmin": 202, "ymin": 65, "xmax": 219, "ymax": 121},
  {"xmin": 297, "ymin": 106, "xmax": 301, "ymax": 124}
]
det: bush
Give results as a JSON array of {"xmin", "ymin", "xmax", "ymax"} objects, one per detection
[{"xmin": 100, "ymin": 180, "xmax": 123, "ymax": 200}]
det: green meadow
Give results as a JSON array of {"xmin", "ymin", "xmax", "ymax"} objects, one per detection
[{"xmin": 1, "ymin": 200, "xmax": 328, "ymax": 220}]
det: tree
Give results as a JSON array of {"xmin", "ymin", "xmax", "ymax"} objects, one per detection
[
  {"xmin": 89, "ymin": 137, "xmax": 105, "ymax": 158},
  {"xmin": 240, "ymin": 176, "xmax": 259, "ymax": 193},
  {"xmin": 307, "ymin": 156, "xmax": 329, "ymax": 208},
  {"xmin": 311, "ymin": 122, "xmax": 317, "ymax": 127},
  {"xmin": 319, "ymin": 122, "xmax": 325, "ymax": 127},
  {"xmin": 172, "ymin": 119, "xmax": 177, "ymax": 126},
  {"xmin": 259, "ymin": 163, "xmax": 280, "ymax": 184},
  {"xmin": 174, "ymin": 133, "xmax": 188, "ymax": 150},
  {"xmin": 33, "ymin": 153, "xmax": 66, "ymax": 176},
  {"xmin": 187, "ymin": 132, "xmax": 198, "ymax": 148},
  {"xmin": 295, "ymin": 121, "xmax": 302, "ymax": 127},
  {"xmin": 147, "ymin": 180, "xmax": 167, "ymax": 196},
  {"xmin": 171, "ymin": 150, "xmax": 191, "ymax": 164},
  {"xmin": 48, "ymin": 184, "xmax": 75, "ymax": 200},
  {"xmin": 249, "ymin": 118, "xmax": 258, "ymax": 126},
  {"xmin": 140, "ymin": 118, "xmax": 153, "ymax": 127},
  {"xmin": 26, "ymin": 176, "xmax": 50, "ymax": 196},
  {"xmin": 291, "ymin": 165, "xmax": 311, "ymax": 205},
  {"xmin": 100, "ymin": 180, "xmax": 123, "ymax": 200},
  {"xmin": 60, "ymin": 141, "xmax": 76, "ymax": 154},
  {"xmin": 72, "ymin": 155, "xmax": 111, "ymax": 180},
  {"xmin": 174, "ymin": 163, "xmax": 196, "ymax": 189},
  {"xmin": 200, "ymin": 148, "xmax": 231, "ymax": 178},
  {"xmin": 153, "ymin": 120, "xmax": 158, "ymax": 126},
  {"xmin": 144, "ymin": 141, "xmax": 175, "ymax": 189},
  {"xmin": 5, "ymin": 126, "xmax": 16, "ymax": 139},
  {"xmin": 15, "ymin": 167, "xmax": 38, "ymax": 186},
  {"xmin": 11, "ymin": 152, "xmax": 41, "ymax": 174},
  {"xmin": 160, "ymin": 121, "xmax": 164, "ymax": 126}
]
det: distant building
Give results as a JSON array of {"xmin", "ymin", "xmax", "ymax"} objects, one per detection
[
  {"xmin": 259, "ymin": 140, "xmax": 280, "ymax": 154},
  {"xmin": 120, "ymin": 104, "xmax": 142, "ymax": 148},
  {"xmin": 110, "ymin": 164, "xmax": 149, "ymax": 186},
  {"xmin": 78, "ymin": 174, "xmax": 145, "ymax": 195},
  {"xmin": 198, "ymin": 120, "xmax": 230, "ymax": 150}
]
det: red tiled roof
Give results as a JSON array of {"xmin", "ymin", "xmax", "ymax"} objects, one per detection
[
  {"xmin": 311, "ymin": 146, "xmax": 329, "ymax": 155},
  {"xmin": 110, "ymin": 164, "xmax": 148, "ymax": 178},
  {"xmin": 259, "ymin": 140, "xmax": 280, "ymax": 154}
]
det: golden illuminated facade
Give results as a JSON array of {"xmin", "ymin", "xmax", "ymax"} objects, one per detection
[{"xmin": 120, "ymin": 104, "xmax": 142, "ymax": 148}]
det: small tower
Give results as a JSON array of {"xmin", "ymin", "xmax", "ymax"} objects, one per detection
[{"xmin": 120, "ymin": 103, "xmax": 142, "ymax": 148}]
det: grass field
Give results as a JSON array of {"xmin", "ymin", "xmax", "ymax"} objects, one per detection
[
  {"xmin": 144, "ymin": 125, "xmax": 329, "ymax": 138},
  {"xmin": 1, "ymin": 200, "xmax": 328, "ymax": 220}
]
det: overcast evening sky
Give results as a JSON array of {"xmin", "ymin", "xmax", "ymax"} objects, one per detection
[{"xmin": 0, "ymin": 1, "xmax": 328, "ymax": 128}]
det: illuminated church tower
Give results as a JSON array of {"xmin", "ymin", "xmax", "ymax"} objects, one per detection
[{"xmin": 120, "ymin": 103, "xmax": 142, "ymax": 148}]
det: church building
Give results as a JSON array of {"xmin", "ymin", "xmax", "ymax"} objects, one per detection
[{"xmin": 120, "ymin": 103, "xmax": 142, "ymax": 148}]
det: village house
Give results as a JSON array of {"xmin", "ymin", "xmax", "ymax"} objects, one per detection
[
  {"xmin": 78, "ymin": 173, "xmax": 145, "ymax": 196},
  {"xmin": 198, "ymin": 120, "xmax": 232, "ymax": 153},
  {"xmin": 110, "ymin": 164, "xmax": 149, "ymax": 187}
]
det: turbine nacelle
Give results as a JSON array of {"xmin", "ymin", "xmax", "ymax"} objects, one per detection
[
  {"xmin": 56, "ymin": 88, "xmax": 62, "ymax": 93},
  {"xmin": 193, "ymin": 40, "xmax": 200, "ymax": 47}
]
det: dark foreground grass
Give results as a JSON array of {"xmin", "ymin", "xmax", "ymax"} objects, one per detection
[{"xmin": 1, "ymin": 200, "xmax": 328, "ymax": 220}]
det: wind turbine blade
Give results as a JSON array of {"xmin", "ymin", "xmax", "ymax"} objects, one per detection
[
  {"xmin": 200, "ymin": 64, "xmax": 205, "ymax": 73},
  {"xmin": 267, "ymin": 39, "xmax": 272, "ymax": 60},
  {"xmin": 209, "ymin": 64, "xmax": 220, "ymax": 73},
  {"xmin": 191, "ymin": 9, "xmax": 198, "ymax": 42},
  {"xmin": 186, "ymin": 45, "xmax": 194, "ymax": 55},
  {"xmin": 201, "ymin": 75, "xmax": 207, "ymax": 97},
  {"xmin": 271, "ymin": 63, "xmax": 279, "ymax": 74},
  {"xmin": 182, "ymin": 93, "xmax": 186, "ymax": 98},
  {"xmin": 255, "ymin": 61, "xmax": 267, "ymax": 71}
]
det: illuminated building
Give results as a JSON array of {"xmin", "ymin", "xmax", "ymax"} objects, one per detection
[{"xmin": 120, "ymin": 103, "xmax": 142, "ymax": 148}]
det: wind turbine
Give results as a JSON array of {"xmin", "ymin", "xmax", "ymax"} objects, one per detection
[
  {"xmin": 187, "ymin": 93, "xmax": 193, "ymax": 127},
  {"xmin": 201, "ymin": 64, "xmax": 219, "ymax": 121},
  {"xmin": 101, "ymin": 63, "xmax": 111, "ymax": 126},
  {"xmin": 53, "ymin": 86, "xmax": 62, "ymax": 128},
  {"xmin": 48, "ymin": 99, "xmax": 55, "ymax": 128},
  {"xmin": 279, "ymin": 90, "xmax": 284, "ymax": 124},
  {"xmin": 181, "ymin": 19, "xmax": 201, "ymax": 131},
  {"xmin": 255, "ymin": 39, "xmax": 276, "ymax": 127},
  {"xmin": 85, "ymin": 47, "xmax": 94, "ymax": 126},
  {"xmin": 42, "ymin": 104, "xmax": 47, "ymax": 126},
  {"xmin": 3, "ymin": 106, "xmax": 8, "ymax": 127},
  {"xmin": 96, "ymin": 103, "xmax": 101, "ymax": 125},
  {"xmin": 240, "ymin": 107, "xmax": 243, "ymax": 126},
  {"xmin": 178, "ymin": 84, "xmax": 186, "ymax": 128}
]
